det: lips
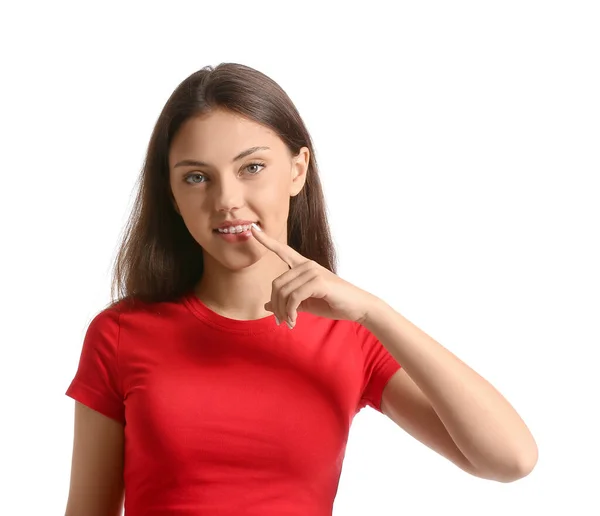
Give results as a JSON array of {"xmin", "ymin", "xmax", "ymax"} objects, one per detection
[
  {"xmin": 213, "ymin": 223, "xmax": 256, "ymax": 242},
  {"xmin": 213, "ymin": 219, "xmax": 257, "ymax": 231},
  {"xmin": 213, "ymin": 221, "xmax": 259, "ymax": 233}
]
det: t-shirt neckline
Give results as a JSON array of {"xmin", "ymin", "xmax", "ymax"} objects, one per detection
[{"xmin": 182, "ymin": 290, "xmax": 280, "ymax": 335}]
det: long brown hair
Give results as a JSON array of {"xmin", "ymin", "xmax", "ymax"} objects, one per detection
[{"xmin": 105, "ymin": 63, "xmax": 337, "ymax": 311}]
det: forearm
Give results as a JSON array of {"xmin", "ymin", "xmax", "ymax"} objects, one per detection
[{"xmin": 362, "ymin": 296, "xmax": 538, "ymax": 480}]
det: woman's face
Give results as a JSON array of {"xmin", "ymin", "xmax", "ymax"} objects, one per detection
[{"xmin": 168, "ymin": 108, "xmax": 309, "ymax": 271}]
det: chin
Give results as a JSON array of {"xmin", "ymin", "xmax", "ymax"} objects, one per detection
[
  {"xmin": 203, "ymin": 247, "xmax": 265, "ymax": 272},
  {"xmin": 220, "ymin": 257, "xmax": 260, "ymax": 271}
]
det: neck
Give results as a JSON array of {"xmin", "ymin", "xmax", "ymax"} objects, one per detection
[{"xmin": 194, "ymin": 252, "xmax": 289, "ymax": 321}]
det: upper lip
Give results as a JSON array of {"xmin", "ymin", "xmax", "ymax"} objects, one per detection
[{"xmin": 214, "ymin": 219, "xmax": 256, "ymax": 230}]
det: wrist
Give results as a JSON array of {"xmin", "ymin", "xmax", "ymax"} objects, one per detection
[{"xmin": 358, "ymin": 293, "xmax": 387, "ymax": 328}]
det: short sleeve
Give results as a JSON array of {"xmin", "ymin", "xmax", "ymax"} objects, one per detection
[
  {"xmin": 355, "ymin": 321, "xmax": 402, "ymax": 414},
  {"xmin": 65, "ymin": 308, "xmax": 125, "ymax": 424}
]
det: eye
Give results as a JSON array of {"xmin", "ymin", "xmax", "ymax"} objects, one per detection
[
  {"xmin": 184, "ymin": 173, "xmax": 206, "ymax": 185},
  {"xmin": 243, "ymin": 161, "xmax": 266, "ymax": 175}
]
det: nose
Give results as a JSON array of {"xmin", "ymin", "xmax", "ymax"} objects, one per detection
[{"xmin": 212, "ymin": 175, "xmax": 245, "ymax": 212}]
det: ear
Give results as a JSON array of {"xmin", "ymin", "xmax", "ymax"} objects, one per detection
[{"xmin": 289, "ymin": 146, "xmax": 310, "ymax": 197}]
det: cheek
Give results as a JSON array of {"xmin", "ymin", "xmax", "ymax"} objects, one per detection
[{"xmin": 255, "ymin": 182, "xmax": 290, "ymax": 218}]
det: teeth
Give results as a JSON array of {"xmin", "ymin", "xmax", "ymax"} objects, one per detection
[{"xmin": 217, "ymin": 224, "xmax": 252, "ymax": 234}]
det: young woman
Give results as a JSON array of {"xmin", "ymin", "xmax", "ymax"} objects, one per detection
[{"xmin": 65, "ymin": 63, "xmax": 538, "ymax": 516}]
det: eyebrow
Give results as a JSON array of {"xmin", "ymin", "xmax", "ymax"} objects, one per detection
[{"xmin": 173, "ymin": 146, "xmax": 271, "ymax": 168}]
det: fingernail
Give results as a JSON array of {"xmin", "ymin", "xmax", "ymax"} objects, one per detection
[
  {"xmin": 251, "ymin": 222, "xmax": 262, "ymax": 232},
  {"xmin": 275, "ymin": 315, "xmax": 280, "ymax": 325},
  {"xmin": 286, "ymin": 320, "xmax": 293, "ymax": 329}
]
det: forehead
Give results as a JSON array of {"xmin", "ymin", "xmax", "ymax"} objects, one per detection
[{"xmin": 169, "ymin": 110, "xmax": 282, "ymax": 163}]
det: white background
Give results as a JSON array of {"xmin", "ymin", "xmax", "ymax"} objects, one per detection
[{"xmin": 1, "ymin": 1, "xmax": 598, "ymax": 514}]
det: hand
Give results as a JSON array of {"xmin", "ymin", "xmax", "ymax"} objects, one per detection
[{"xmin": 250, "ymin": 223, "xmax": 378, "ymax": 328}]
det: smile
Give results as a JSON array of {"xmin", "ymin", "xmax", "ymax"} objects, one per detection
[{"xmin": 215, "ymin": 224, "xmax": 253, "ymax": 234}]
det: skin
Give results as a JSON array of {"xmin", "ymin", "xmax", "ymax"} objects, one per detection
[{"xmin": 168, "ymin": 108, "xmax": 310, "ymax": 320}]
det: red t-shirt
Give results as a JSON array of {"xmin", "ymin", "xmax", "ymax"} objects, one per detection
[{"xmin": 65, "ymin": 290, "xmax": 401, "ymax": 516}]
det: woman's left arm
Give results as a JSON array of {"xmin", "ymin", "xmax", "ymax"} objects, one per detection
[{"xmin": 361, "ymin": 295, "xmax": 539, "ymax": 482}]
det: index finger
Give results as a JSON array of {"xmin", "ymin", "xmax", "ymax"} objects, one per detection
[{"xmin": 250, "ymin": 223, "xmax": 307, "ymax": 269}]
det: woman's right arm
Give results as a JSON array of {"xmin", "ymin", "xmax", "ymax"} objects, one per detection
[{"xmin": 65, "ymin": 401, "xmax": 125, "ymax": 516}]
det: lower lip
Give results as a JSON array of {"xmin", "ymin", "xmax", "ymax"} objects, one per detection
[{"xmin": 214, "ymin": 228, "xmax": 253, "ymax": 243}]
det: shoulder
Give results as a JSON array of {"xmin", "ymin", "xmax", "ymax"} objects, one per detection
[{"xmin": 98, "ymin": 294, "xmax": 184, "ymax": 321}]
